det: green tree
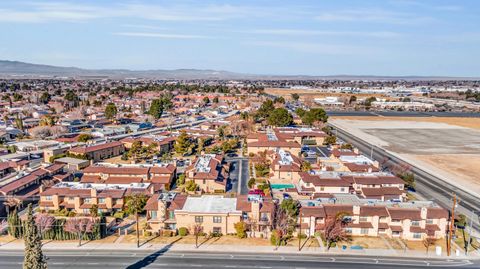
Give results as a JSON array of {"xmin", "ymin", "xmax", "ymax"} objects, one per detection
[
  {"xmin": 247, "ymin": 178, "xmax": 256, "ymax": 189},
  {"xmin": 77, "ymin": 133, "xmax": 93, "ymax": 143},
  {"xmin": 300, "ymin": 161, "xmax": 312, "ymax": 172},
  {"xmin": 256, "ymin": 100, "xmax": 275, "ymax": 119},
  {"xmin": 7, "ymin": 208, "xmax": 22, "ymax": 238},
  {"xmin": 301, "ymin": 108, "xmax": 328, "ymax": 126},
  {"xmin": 23, "ymin": 204, "xmax": 47, "ymax": 269},
  {"xmin": 295, "ymin": 108, "xmax": 306, "ymax": 117},
  {"xmin": 15, "ymin": 114, "xmax": 24, "ymax": 131},
  {"xmin": 234, "ymin": 221, "xmax": 247, "ymax": 238},
  {"xmin": 149, "ymin": 99, "xmax": 164, "ymax": 119},
  {"xmin": 203, "ymin": 96, "xmax": 210, "ymax": 105},
  {"xmin": 185, "ymin": 180, "xmax": 198, "ymax": 192},
  {"xmin": 274, "ymin": 96, "xmax": 285, "ymax": 104},
  {"xmin": 105, "ymin": 102, "xmax": 118, "ymax": 120},
  {"xmin": 174, "ymin": 131, "xmax": 192, "ymax": 155},
  {"xmin": 177, "ymin": 174, "xmax": 186, "ymax": 185},
  {"xmin": 217, "ymin": 126, "xmax": 226, "ymax": 140},
  {"xmin": 267, "ymin": 108, "xmax": 293, "ymax": 127},
  {"xmin": 39, "ymin": 92, "xmax": 51, "ymax": 104},
  {"xmin": 213, "ymin": 96, "xmax": 219, "ymax": 103},
  {"xmin": 13, "ymin": 93, "xmax": 23, "ymax": 102},
  {"xmin": 398, "ymin": 172, "xmax": 415, "ymax": 190},
  {"xmin": 323, "ymin": 135, "xmax": 337, "ymax": 145},
  {"xmin": 291, "ymin": 93, "xmax": 300, "ymax": 101},
  {"xmin": 125, "ymin": 193, "xmax": 148, "ymax": 248}
]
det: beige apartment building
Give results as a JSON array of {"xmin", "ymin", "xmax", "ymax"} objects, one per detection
[
  {"xmin": 38, "ymin": 182, "xmax": 152, "ymax": 214},
  {"xmin": 68, "ymin": 141, "xmax": 125, "ymax": 162},
  {"xmin": 185, "ymin": 154, "xmax": 228, "ymax": 193},
  {"xmin": 145, "ymin": 194, "xmax": 275, "ymax": 237},
  {"xmin": 299, "ymin": 199, "xmax": 448, "ymax": 241}
]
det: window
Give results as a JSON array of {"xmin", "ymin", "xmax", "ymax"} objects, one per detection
[
  {"xmin": 195, "ymin": 216, "xmax": 203, "ymax": 223},
  {"xmin": 261, "ymin": 213, "xmax": 269, "ymax": 222},
  {"xmin": 360, "ymin": 228, "xmax": 369, "ymax": 235},
  {"xmin": 169, "ymin": 211, "xmax": 175, "ymax": 219},
  {"xmin": 426, "ymin": 219, "xmax": 434, "ymax": 224},
  {"xmin": 45, "ymin": 196, "xmax": 52, "ymax": 201},
  {"xmin": 83, "ymin": 209, "xmax": 89, "ymax": 214},
  {"xmin": 320, "ymin": 187, "xmax": 325, "ymax": 191},
  {"xmin": 359, "ymin": 216, "xmax": 368, "ymax": 222},
  {"xmin": 413, "ymin": 233, "xmax": 422, "ymax": 239},
  {"xmin": 340, "ymin": 187, "xmax": 345, "ymax": 192},
  {"xmin": 84, "ymin": 198, "xmax": 92, "ymax": 204},
  {"xmin": 411, "ymin": 221, "xmax": 420, "ymax": 226},
  {"xmin": 150, "ymin": 211, "xmax": 157, "ymax": 219},
  {"xmin": 213, "ymin": 216, "xmax": 222, "ymax": 223},
  {"xmin": 213, "ymin": 227, "xmax": 222, "ymax": 233},
  {"xmin": 392, "ymin": 231, "xmax": 400, "ymax": 236},
  {"xmin": 345, "ymin": 228, "xmax": 352, "ymax": 234},
  {"xmin": 98, "ymin": 198, "xmax": 106, "ymax": 204}
]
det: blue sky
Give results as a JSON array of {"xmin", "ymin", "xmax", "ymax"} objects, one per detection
[{"xmin": 0, "ymin": 0, "xmax": 479, "ymax": 76}]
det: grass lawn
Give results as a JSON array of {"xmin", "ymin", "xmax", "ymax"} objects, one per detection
[
  {"xmin": 120, "ymin": 234, "xmax": 272, "ymax": 247},
  {"xmin": 339, "ymin": 236, "xmax": 392, "ymax": 249}
]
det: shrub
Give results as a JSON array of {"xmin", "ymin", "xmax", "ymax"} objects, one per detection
[
  {"xmin": 177, "ymin": 174, "xmax": 186, "ymax": 185},
  {"xmin": 67, "ymin": 211, "xmax": 76, "ymax": 217},
  {"xmin": 247, "ymin": 178, "xmax": 256, "ymax": 189},
  {"xmin": 178, "ymin": 227, "xmax": 189, "ymax": 236},
  {"xmin": 144, "ymin": 231, "xmax": 152, "ymax": 237},
  {"xmin": 162, "ymin": 230, "xmax": 174, "ymax": 237},
  {"xmin": 113, "ymin": 211, "xmax": 125, "ymax": 219},
  {"xmin": 210, "ymin": 231, "xmax": 223, "ymax": 237},
  {"xmin": 234, "ymin": 222, "xmax": 247, "ymax": 238},
  {"xmin": 185, "ymin": 180, "xmax": 197, "ymax": 192}
]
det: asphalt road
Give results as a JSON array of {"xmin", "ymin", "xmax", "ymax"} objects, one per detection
[
  {"xmin": 329, "ymin": 124, "xmax": 480, "ymax": 234},
  {"xmin": 326, "ymin": 111, "xmax": 480, "ymax": 118},
  {"xmin": 227, "ymin": 157, "xmax": 249, "ymax": 195},
  {"xmin": 0, "ymin": 250, "xmax": 476, "ymax": 269}
]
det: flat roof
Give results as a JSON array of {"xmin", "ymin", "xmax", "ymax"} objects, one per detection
[
  {"xmin": 179, "ymin": 195, "xmax": 239, "ymax": 214},
  {"xmin": 55, "ymin": 157, "xmax": 90, "ymax": 165}
]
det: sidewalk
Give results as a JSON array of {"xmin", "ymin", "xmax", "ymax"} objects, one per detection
[{"xmin": 1, "ymin": 240, "xmax": 479, "ymax": 260}]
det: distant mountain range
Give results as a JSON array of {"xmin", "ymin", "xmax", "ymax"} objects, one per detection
[{"xmin": 0, "ymin": 60, "xmax": 477, "ymax": 80}]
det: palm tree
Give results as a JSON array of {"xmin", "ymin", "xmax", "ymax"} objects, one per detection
[{"xmin": 125, "ymin": 193, "xmax": 148, "ymax": 248}]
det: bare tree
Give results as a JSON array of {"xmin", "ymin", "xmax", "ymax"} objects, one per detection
[
  {"xmin": 35, "ymin": 214, "xmax": 55, "ymax": 236},
  {"xmin": 324, "ymin": 213, "xmax": 349, "ymax": 250},
  {"xmin": 272, "ymin": 206, "xmax": 289, "ymax": 250},
  {"xmin": 64, "ymin": 218, "xmax": 95, "ymax": 247},
  {"xmin": 423, "ymin": 237, "xmax": 437, "ymax": 255},
  {"xmin": 193, "ymin": 224, "xmax": 203, "ymax": 249}
]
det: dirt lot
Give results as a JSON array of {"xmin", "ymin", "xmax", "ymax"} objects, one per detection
[
  {"xmin": 265, "ymin": 88, "xmax": 387, "ymax": 101},
  {"xmin": 406, "ymin": 154, "xmax": 480, "ymax": 195},
  {"xmin": 330, "ymin": 116, "xmax": 480, "ymax": 130},
  {"xmin": 330, "ymin": 118, "xmax": 480, "ymax": 196}
]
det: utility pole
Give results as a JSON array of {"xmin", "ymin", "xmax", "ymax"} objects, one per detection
[{"xmin": 447, "ymin": 193, "xmax": 456, "ymax": 257}]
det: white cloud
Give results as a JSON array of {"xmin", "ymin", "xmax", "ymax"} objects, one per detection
[
  {"xmin": 113, "ymin": 32, "xmax": 210, "ymax": 39},
  {"xmin": 245, "ymin": 41, "xmax": 377, "ymax": 55},
  {"xmin": 315, "ymin": 9, "xmax": 433, "ymax": 25},
  {"xmin": 0, "ymin": 2, "xmax": 269, "ymax": 23},
  {"xmin": 247, "ymin": 29, "xmax": 401, "ymax": 38}
]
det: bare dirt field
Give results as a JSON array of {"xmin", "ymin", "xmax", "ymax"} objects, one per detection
[
  {"xmin": 265, "ymin": 88, "xmax": 387, "ymax": 100},
  {"xmin": 330, "ymin": 116, "xmax": 480, "ymax": 130},
  {"xmin": 330, "ymin": 118, "xmax": 480, "ymax": 196}
]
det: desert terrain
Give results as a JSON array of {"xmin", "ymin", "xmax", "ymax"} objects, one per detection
[{"xmin": 330, "ymin": 117, "xmax": 480, "ymax": 195}]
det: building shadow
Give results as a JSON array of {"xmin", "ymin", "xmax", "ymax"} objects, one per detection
[{"xmin": 125, "ymin": 238, "xmax": 181, "ymax": 269}]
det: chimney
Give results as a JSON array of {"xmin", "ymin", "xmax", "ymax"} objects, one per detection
[
  {"xmin": 90, "ymin": 188, "xmax": 97, "ymax": 198},
  {"xmin": 353, "ymin": 205, "xmax": 360, "ymax": 215},
  {"xmin": 251, "ymin": 200, "xmax": 260, "ymax": 220},
  {"xmin": 420, "ymin": 207, "xmax": 427, "ymax": 220}
]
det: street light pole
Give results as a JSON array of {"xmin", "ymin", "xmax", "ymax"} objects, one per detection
[{"xmin": 298, "ymin": 207, "xmax": 302, "ymax": 251}]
